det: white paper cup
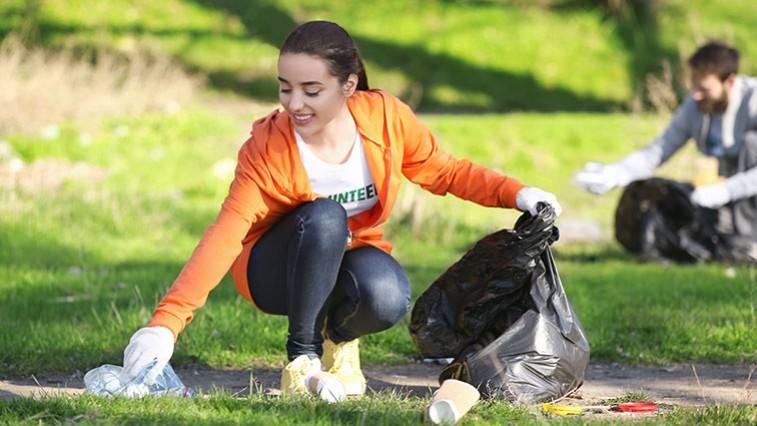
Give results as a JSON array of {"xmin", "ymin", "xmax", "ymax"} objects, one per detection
[{"xmin": 427, "ymin": 379, "xmax": 480, "ymax": 424}]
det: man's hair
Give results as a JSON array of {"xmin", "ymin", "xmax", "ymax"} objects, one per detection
[{"xmin": 687, "ymin": 41, "xmax": 740, "ymax": 81}]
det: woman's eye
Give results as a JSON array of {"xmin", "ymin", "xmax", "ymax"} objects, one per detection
[
  {"xmin": 279, "ymin": 88, "xmax": 291, "ymax": 93},
  {"xmin": 305, "ymin": 91, "xmax": 320, "ymax": 97}
]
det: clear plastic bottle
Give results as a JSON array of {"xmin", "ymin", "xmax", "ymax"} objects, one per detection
[
  {"xmin": 84, "ymin": 360, "xmax": 194, "ymax": 397},
  {"xmin": 306, "ymin": 371, "xmax": 346, "ymax": 403}
]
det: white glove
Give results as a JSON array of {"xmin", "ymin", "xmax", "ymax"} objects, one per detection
[
  {"xmin": 121, "ymin": 326, "xmax": 174, "ymax": 383},
  {"xmin": 690, "ymin": 183, "xmax": 730, "ymax": 209},
  {"xmin": 573, "ymin": 162, "xmax": 632, "ymax": 195},
  {"xmin": 515, "ymin": 187, "xmax": 562, "ymax": 217}
]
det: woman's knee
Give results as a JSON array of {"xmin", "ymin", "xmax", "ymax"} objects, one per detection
[
  {"xmin": 355, "ymin": 272, "xmax": 411, "ymax": 330},
  {"xmin": 296, "ymin": 198, "xmax": 348, "ymax": 246}
]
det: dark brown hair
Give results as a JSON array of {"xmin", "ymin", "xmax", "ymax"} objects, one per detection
[
  {"xmin": 688, "ymin": 41, "xmax": 740, "ymax": 81},
  {"xmin": 280, "ymin": 21, "xmax": 369, "ymax": 90}
]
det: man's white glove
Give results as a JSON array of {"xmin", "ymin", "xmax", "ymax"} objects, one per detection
[
  {"xmin": 515, "ymin": 187, "xmax": 562, "ymax": 217},
  {"xmin": 121, "ymin": 326, "xmax": 174, "ymax": 383},
  {"xmin": 573, "ymin": 162, "xmax": 632, "ymax": 195},
  {"xmin": 690, "ymin": 182, "xmax": 730, "ymax": 209}
]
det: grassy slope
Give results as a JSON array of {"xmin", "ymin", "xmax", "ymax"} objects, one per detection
[
  {"xmin": 658, "ymin": 0, "xmax": 757, "ymax": 72},
  {"xmin": 2, "ymin": 0, "xmax": 755, "ymax": 113},
  {"xmin": 2, "ymin": 0, "xmax": 628, "ymax": 109}
]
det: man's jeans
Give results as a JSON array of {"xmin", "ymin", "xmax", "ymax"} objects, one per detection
[{"xmin": 247, "ymin": 198, "xmax": 411, "ymax": 360}]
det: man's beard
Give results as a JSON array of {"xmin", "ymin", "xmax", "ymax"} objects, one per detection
[{"xmin": 697, "ymin": 95, "xmax": 729, "ymax": 114}]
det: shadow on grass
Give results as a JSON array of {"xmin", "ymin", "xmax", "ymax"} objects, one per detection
[
  {"xmin": 434, "ymin": 0, "xmax": 684, "ymax": 107},
  {"xmin": 188, "ymin": 0, "xmax": 622, "ymax": 112},
  {"xmin": 553, "ymin": 0, "xmax": 683, "ymax": 106},
  {"xmin": 179, "ymin": 364, "xmax": 438, "ymax": 398},
  {"xmin": 3, "ymin": 0, "xmax": 624, "ymax": 112}
]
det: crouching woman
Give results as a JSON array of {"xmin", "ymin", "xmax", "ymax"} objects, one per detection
[{"xmin": 120, "ymin": 20, "xmax": 561, "ymax": 399}]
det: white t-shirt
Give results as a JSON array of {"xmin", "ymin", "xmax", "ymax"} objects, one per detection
[{"xmin": 295, "ymin": 130, "xmax": 378, "ymax": 217}]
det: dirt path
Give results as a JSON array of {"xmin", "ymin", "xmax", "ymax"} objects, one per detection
[{"xmin": 2, "ymin": 362, "xmax": 755, "ymax": 408}]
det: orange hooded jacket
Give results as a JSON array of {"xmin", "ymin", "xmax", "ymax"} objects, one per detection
[{"xmin": 148, "ymin": 90, "xmax": 525, "ymax": 338}]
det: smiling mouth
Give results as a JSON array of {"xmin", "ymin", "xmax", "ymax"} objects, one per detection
[{"xmin": 293, "ymin": 113, "xmax": 314, "ymax": 123}]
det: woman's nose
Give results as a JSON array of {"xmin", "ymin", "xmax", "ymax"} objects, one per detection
[{"xmin": 288, "ymin": 92, "xmax": 305, "ymax": 111}]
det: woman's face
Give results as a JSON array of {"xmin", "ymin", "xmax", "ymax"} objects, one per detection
[{"xmin": 277, "ymin": 53, "xmax": 354, "ymax": 138}]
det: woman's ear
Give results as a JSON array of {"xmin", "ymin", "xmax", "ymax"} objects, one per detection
[{"xmin": 343, "ymin": 73, "xmax": 358, "ymax": 97}]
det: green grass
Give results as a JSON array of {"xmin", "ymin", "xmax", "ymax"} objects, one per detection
[
  {"xmin": 2, "ymin": 2, "xmax": 757, "ymax": 423},
  {"xmin": 1, "ymin": 392, "xmax": 756, "ymax": 424},
  {"xmin": 601, "ymin": 390, "xmax": 653, "ymax": 405},
  {"xmin": 0, "ymin": 392, "xmax": 534, "ymax": 425},
  {"xmin": 2, "ymin": 0, "xmax": 755, "ymax": 112},
  {"xmin": 2, "ymin": 108, "xmax": 755, "ymax": 377}
]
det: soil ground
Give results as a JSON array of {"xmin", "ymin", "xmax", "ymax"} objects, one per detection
[{"xmin": 2, "ymin": 362, "xmax": 754, "ymax": 415}]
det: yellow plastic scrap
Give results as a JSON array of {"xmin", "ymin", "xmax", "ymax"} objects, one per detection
[{"xmin": 542, "ymin": 403, "xmax": 584, "ymax": 416}]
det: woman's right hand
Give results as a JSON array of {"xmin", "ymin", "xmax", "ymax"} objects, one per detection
[
  {"xmin": 121, "ymin": 326, "xmax": 175, "ymax": 382},
  {"xmin": 515, "ymin": 187, "xmax": 562, "ymax": 217}
]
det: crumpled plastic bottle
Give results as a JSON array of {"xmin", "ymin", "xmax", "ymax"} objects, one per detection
[
  {"xmin": 84, "ymin": 359, "xmax": 194, "ymax": 397},
  {"xmin": 306, "ymin": 371, "xmax": 346, "ymax": 403}
]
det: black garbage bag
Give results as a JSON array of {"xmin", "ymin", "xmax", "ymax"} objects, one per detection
[
  {"xmin": 615, "ymin": 178, "xmax": 755, "ymax": 264},
  {"xmin": 409, "ymin": 206, "xmax": 590, "ymax": 403}
]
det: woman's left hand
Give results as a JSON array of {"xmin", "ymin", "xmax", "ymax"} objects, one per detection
[{"xmin": 515, "ymin": 187, "xmax": 562, "ymax": 217}]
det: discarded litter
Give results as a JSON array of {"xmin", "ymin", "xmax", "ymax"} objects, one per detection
[
  {"xmin": 84, "ymin": 360, "xmax": 194, "ymax": 397},
  {"xmin": 306, "ymin": 371, "xmax": 346, "ymax": 403},
  {"xmin": 542, "ymin": 403, "xmax": 583, "ymax": 416},
  {"xmin": 612, "ymin": 402, "xmax": 658, "ymax": 413},
  {"xmin": 540, "ymin": 402, "xmax": 659, "ymax": 416},
  {"xmin": 427, "ymin": 379, "xmax": 480, "ymax": 425}
]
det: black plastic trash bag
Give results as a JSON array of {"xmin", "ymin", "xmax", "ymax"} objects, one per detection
[
  {"xmin": 615, "ymin": 178, "xmax": 755, "ymax": 264},
  {"xmin": 409, "ymin": 206, "xmax": 590, "ymax": 403}
]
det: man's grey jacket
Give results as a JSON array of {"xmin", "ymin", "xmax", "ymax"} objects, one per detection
[{"xmin": 619, "ymin": 75, "xmax": 757, "ymax": 203}]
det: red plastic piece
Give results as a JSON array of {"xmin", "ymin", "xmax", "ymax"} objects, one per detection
[{"xmin": 614, "ymin": 402, "xmax": 658, "ymax": 413}]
